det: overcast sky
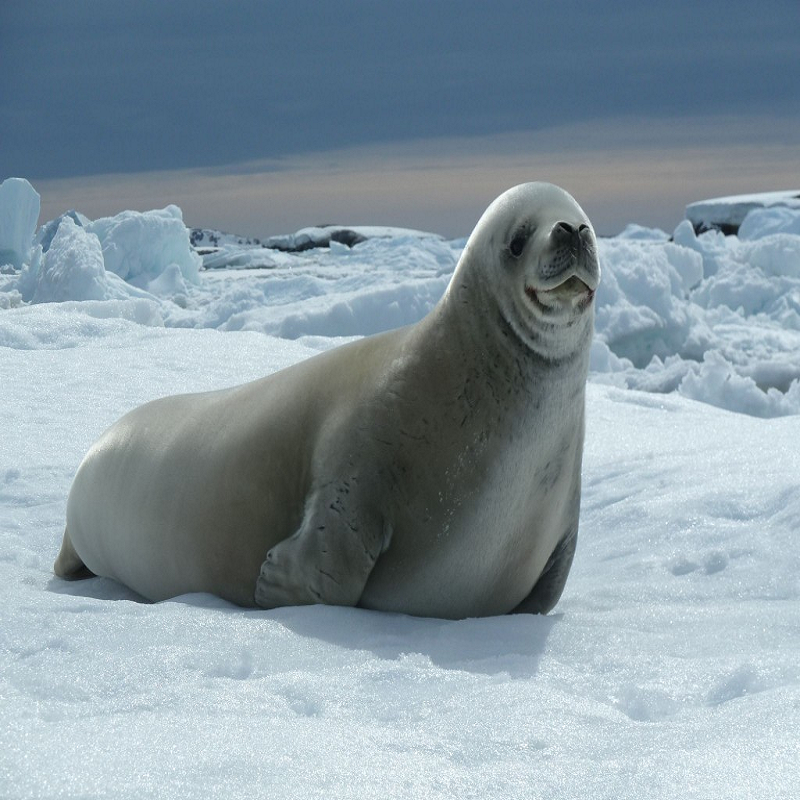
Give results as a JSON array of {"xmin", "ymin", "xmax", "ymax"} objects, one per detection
[{"xmin": 3, "ymin": 1, "xmax": 799, "ymax": 236}]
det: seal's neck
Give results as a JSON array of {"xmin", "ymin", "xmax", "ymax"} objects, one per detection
[{"xmin": 433, "ymin": 254, "xmax": 594, "ymax": 390}]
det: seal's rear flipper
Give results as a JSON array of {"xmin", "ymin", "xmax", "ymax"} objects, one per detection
[{"xmin": 53, "ymin": 529, "xmax": 94, "ymax": 580}]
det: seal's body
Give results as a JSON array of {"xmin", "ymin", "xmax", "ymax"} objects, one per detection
[{"xmin": 55, "ymin": 182, "xmax": 600, "ymax": 618}]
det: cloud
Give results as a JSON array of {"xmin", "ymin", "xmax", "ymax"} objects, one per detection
[
  {"xmin": 31, "ymin": 115, "xmax": 800, "ymax": 238},
  {"xmin": 4, "ymin": 1, "xmax": 799, "ymax": 184}
]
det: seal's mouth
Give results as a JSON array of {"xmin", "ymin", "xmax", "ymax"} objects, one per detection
[{"xmin": 525, "ymin": 276, "xmax": 595, "ymax": 311}]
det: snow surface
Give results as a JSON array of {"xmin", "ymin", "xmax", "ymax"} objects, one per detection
[{"xmin": 1, "ymin": 179, "xmax": 799, "ymax": 798}]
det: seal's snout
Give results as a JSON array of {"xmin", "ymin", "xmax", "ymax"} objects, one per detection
[
  {"xmin": 552, "ymin": 220, "xmax": 589, "ymax": 248},
  {"xmin": 536, "ymin": 218, "xmax": 598, "ymax": 294},
  {"xmin": 552, "ymin": 220, "xmax": 592, "ymax": 248}
]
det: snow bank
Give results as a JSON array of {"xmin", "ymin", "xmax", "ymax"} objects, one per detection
[
  {"xmin": 678, "ymin": 350, "xmax": 800, "ymax": 417},
  {"xmin": 175, "ymin": 233, "xmax": 459, "ymax": 339},
  {"xmin": 594, "ymin": 237, "xmax": 706, "ymax": 367},
  {"xmin": 0, "ymin": 177, "xmax": 40, "ymax": 269}
]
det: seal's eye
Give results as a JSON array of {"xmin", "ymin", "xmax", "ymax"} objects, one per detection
[{"xmin": 508, "ymin": 232, "xmax": 527, "ymax": 258}]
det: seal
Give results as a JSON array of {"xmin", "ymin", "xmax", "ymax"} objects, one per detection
[{"xmin": 54, "ymin": 182, "xmax": 600, "ymax": 619}]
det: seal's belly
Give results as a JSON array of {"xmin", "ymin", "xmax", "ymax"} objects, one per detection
[{"xmin": 359, "ymin": 450, "xmax": 577, "ymax": 618}]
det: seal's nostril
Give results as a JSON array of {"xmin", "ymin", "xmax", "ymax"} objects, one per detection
[{"xmin": 552, "ymin": 221, "xmax": 577, "ymax": 245}]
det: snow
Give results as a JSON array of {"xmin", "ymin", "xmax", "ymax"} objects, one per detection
[
  {"xmin": 686, "ymin": 189, "xmax": 800, "ymax": 233},
  {"xmin": 1, "ymin": 180, "xmax": 799, "ymax": 798}
]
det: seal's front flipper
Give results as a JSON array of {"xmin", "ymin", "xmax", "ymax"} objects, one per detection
[
  {"xmin": 254, "ymin": 490, "xmax": 391, "ymax": 610},
  {"xmin": 511, "ymin": 529, "xmax": 577, "ymax": 615}
]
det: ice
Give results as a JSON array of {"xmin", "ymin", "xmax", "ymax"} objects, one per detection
[
  {"xmin": 35, "ymin": 209, "xmax": 92, "ymax": 252},
  {"xmin": 17, "ymin": 217, "xmax": 143, "ymax": 304},
  {"xmin": 87, "ymin": 205, "xmax": 201, "ymax": 290},
  {"xmin": 194, "ymin": 224, "xmax": 443, "ymax": 271},
  {"xmin": 592, "ymin": 222, "xmax": 800, "ymax": 413},
  {"xmin": 263, "ymin": 224, "xmax": 440, "ymax": 253},
  {"xmin": 593, "ymin": 237, "xmax": 709, "ymax": 366},
  {"xmin": 739, "ymin": 206, "xmax": 800, "ymax": 240},
  {"xmin": 0, "ymin": 177, "xmax": 40, "ymax": 269},
  {"xmin": 614, "ymin": 222, "xmax": 670, "ymax": 241},
  {"xmin": 4, "ymin": 183, "xmax": 800, "ymax": 415},
  {"xmin": 2, "ymin": 201, "xmax": 201, "ymax": 308},
  {"xmin": 686, "ymin": 189, "xmax": 800, "ymax": 233}
]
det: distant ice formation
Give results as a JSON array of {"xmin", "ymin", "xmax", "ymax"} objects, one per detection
[
  {"xmin": 0, "ymin": 177, "xmax": 40, "ymax": 270},
  {"xmin": 686, "ymin": 189, "xmax": 800, "ymax": 234}
]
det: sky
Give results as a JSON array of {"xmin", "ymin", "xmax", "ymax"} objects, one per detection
[{"xmin": 2, "ymin": 0, "xmax": 799, "ymax": 237}]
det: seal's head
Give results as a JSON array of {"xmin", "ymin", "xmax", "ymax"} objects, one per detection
[{"xmin": 458, "ymin": 182, "xmax": 600, "ymax": 359}]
